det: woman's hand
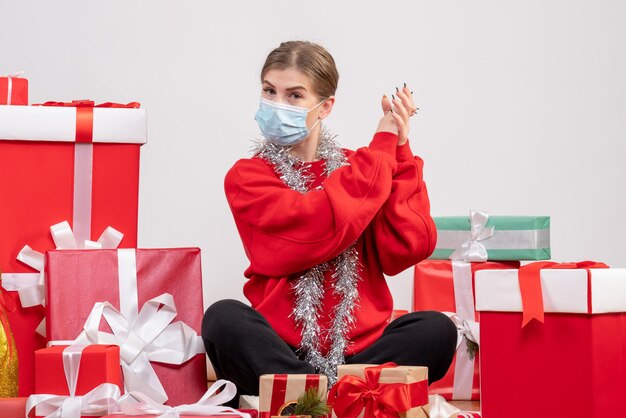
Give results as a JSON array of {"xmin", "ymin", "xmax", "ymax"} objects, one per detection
[
  {"xmin": 376, "ymin": 84, "xmax": 418, "ymax": 146},
  {"xmin": 375, "ymin": 98, "xmax": 400, "ymax": 138}
]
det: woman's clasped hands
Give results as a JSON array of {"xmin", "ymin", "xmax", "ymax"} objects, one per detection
[{"xmin": 376, "ymin": 83, "xmax": 419, "ymax": 146}]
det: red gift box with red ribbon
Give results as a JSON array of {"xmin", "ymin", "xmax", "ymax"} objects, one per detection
[
  {"xmin": 413, "ymin": 260, "xmax": 519, "ymax": 401},
  {"xmin": 0, "ymin": 100, "xmax": 146, "ymax": 397},
  {"xmin": 328, "ymin": 363, "xmax": 429, "ymax": 418},
  {"xmin": 475, "ymin": 261, "xmax": 626, "ymax": 418},
  {"xmin": 259, "ymin": 374, "xmax": 327, "ymax": 418},
  {"xmin": 45, "ymin": 247, "xmax": 207, "ymax": 407},
  {"xmin": 0, "ymin": 74, "xmax": 28, "ymax": 105}
]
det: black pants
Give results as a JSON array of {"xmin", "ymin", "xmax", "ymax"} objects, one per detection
[{"xmin": 202, "ymin": 299, "xmax": 457, "ymax": 397}]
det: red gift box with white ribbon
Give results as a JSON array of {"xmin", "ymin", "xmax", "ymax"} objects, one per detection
[
  {"xmin": 413, "ymin": 260, "xmax": 519, "ymax": 400},
  {"xmin": 475, "ymin": 262, "xmax": 626, "ymax": 418},
  {"xmin": 28, "ymin": 344, "xmax": 122, "ymax": 418},
  {"xmin": 0, "ymin": 100, "xmax": 146, "ymax": 396},
  {"xmin": 0, "ymin": 73, "xmax": 28, "ymax": 105},
  {"xmin": 45, "ymin": 247, "xmax": 207, "ymax": 407}
]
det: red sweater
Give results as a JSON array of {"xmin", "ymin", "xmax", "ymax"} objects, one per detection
[{"xmin": 224, "ymin": 131, "xmax": 437, "ymax": 356}]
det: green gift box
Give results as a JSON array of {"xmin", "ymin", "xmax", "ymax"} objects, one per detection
[{"xmin": 430, "ymin": 211, "xmax": 550, "ymax": 261}]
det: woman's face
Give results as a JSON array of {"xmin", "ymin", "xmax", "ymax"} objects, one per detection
[{"xmin": 261, "ymin": 67, "xmax": 331, "ymax": 129}]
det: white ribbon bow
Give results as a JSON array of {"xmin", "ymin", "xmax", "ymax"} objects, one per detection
[
  {"xmin": 27, "ymin": 384, "xmax": 121, "ymax": 418},
  {"xmin": 1, "ymin": 221, "xmax": 123, "ymax": 335},
  {"xmin": 117, "ymin": 380, "xmax": 251, "ymax": 418},
  {"xmin": 427, "ymin": 394, "xmax": 480, "ymax": 418},
  {"xmin": 427, "ymin": 394, "xmax": 461, "ymax": 418},
  {"xmin": 70, "ymin": 293, "xmax": 203, "ymax": 404},
  {"xmin": 26, "ymin": 345, "xmax": 122, "ymax": 418},
  {"xmin": 447, "ymin": 313, "xmax": 480, "ymax": 348},
  {"xmin": 443, "ymin": 310, "xmax": 480, "ymax": 400},
  {"xmin": 1, "ymin": 70, "xmax": 24, "ymax": 78},
  {"xmin": 449, "ymin": 210, "xmax": 495, "ymax": 262}
]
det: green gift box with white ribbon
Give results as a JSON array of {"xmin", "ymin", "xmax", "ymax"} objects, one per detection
[{"xmin": 430, "ymin": 211, "xmax": 551, "ymax": 261}]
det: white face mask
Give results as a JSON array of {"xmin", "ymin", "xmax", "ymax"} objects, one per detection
[{"xmin": 254, "ymin": 98, "xmax": 325, "ymax": 146}]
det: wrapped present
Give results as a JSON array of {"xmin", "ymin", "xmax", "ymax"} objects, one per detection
[
  {"xmin": 28, "ymin": 344, "xmax": 122, "ymax": 418},
  {"xmin": 45, "ymin": 248, "xmax": 207, "ymax": 406},
  {"xmin": 475, "ymin": 261, "xmax": 626, "ymax": 418},
  {"xmin": 101, "ymin": 380, "xmax": 254, "ymax": 417},
  {"xmin": 0, "ymin": 100, "xmax": 146, "ymax": 396},
  {"xmin": 328, "ymin": 363, "xmax": 429, "ymax": 418},
  {"xmin": 0, "ymin": 397, "xmax": 35, "ymax": 418},
  {"xmin": 34, "ymin": 345, "xmax": 122, "ymax": 396},
  {"xmin": 0, "ymin": 72, "xmax": 28, "ymax": 105},
  {"xmin": 430, "ymin": 210, "xmax": 550, "ymax": 261},
  {"xmin": 413, "ymin": 259, "xmax": 519, "ymax": 400},
  {"xmin": 259, "ymin": 374, "xmax": 328, "ymax": 418}
]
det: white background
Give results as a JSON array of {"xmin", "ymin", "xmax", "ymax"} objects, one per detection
[{"xmin": 2, "ymin": 1, "xmax": 625, "ymax": 311}]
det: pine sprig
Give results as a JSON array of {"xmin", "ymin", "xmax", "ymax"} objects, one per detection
[
  {"xmin": 466, "ymin": 339, "xmax": 479, "ymax": 360},
  {"xmin": 282, "ymin": 388, "xmax": 329, "ymax": 417}
]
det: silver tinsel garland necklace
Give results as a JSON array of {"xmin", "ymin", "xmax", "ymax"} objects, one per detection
[{"xmin": 253, "ymin": 126, "xmax": 361, "ymax": 386}]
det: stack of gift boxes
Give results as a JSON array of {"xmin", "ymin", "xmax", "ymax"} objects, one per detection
[
  {"xmin": 0, "ymin": 74, "xmax": 256, "ymax": 417},
  {"xmin": 413, "ymin": 212, "xmax": 548, "ymax": 402},
  {"xmin": 413, "ymin": 211, "xmax": 626, "ymax": 418}
]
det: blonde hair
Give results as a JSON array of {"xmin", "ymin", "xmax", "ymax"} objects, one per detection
[{"xmin": 261, "ymin": 41, "xmax": 339, "ymax": 100}]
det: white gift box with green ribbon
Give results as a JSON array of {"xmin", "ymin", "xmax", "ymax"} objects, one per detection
[{"xmin": 430, "ymin": 211, "xmax": 551, "ymax": 261}]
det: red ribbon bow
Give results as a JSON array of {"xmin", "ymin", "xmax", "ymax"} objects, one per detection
[
  {"xmin": 36, "ymin": 100, "xmax": 141, "ymax": 109},
  {"xmin": 327, "ymin": 363, "xmax": 428, "ymax": 418},
  {"xmin": 33, "ymin": 100, "xmax": 141, "ymax": 143},
  {"xmin": 519, "ymin": 261, "xmax": 609, "ymax": 327}
]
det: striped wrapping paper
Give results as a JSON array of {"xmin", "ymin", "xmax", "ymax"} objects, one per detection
[{"xmin": 259, "ymin": 374, "xmax": 327, "ymax": 418}]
